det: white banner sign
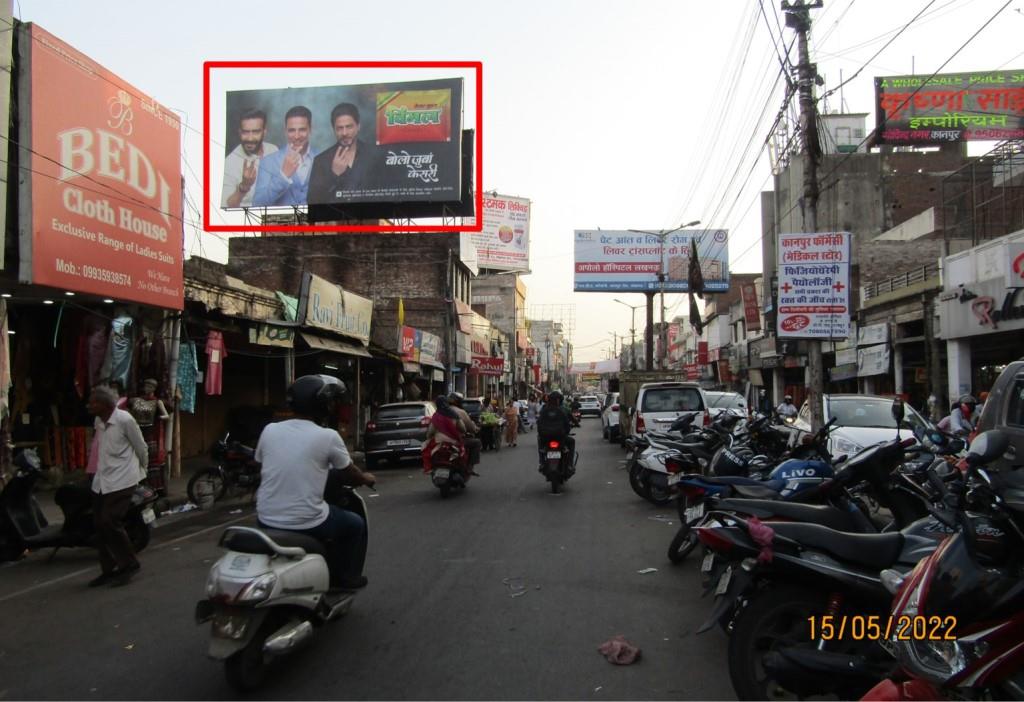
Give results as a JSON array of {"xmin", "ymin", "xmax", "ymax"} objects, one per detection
[
  {"xmin": 465, "ymin": 194, "xmax": 530, "ymax": 272},
  {"xmin": 777, "ymin": 232, "xmax": 851, "ymax": 339},
  {"xmin": 569, "ymin": 359, "xmax": 620, "ymax": 374},
  {"xmin": 835, "ymin": 348, "xmax": 858, "ymax": 366},
  {"xmin": 858, "ymin": 344, "xmax": 891, "ymax": 377},
  {"xmin": 857, "ymin": 322, "xmax": 889, "ymax": 346}
]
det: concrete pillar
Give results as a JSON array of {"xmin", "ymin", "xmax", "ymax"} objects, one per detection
[
  {"xmin": 946, "ymin": 339, "xmax": 972, "ymax": 400},
  {"xmin": 893, "ymin": 345, "xmax": 904, "ymax": 395},
  {"xmin": 772, "ymin": 368, "xmax": 785, "ymax": 405},
  {"xmin": 863, "ymin": 376, "xmax": 876, "ymax": 395}
]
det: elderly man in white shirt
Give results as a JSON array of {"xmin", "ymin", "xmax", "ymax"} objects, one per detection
[{"xmin": 88, "ymin": 385, "xmax": 148, "ymax": 587}]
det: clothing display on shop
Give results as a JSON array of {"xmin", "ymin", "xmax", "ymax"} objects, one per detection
[
  {"xmin": 205, "ymin": 331, "xmax": 227, "ymax": 396},
  {"xmin": 0, "ymin": 300, "xmax": 10, "ymax": 419},
  {"xmin": 176, "ymin": 340, "xmax": 198, "ymax": 413},
  {"xmin": 87, "ymin": 318, "xmax": 109, "ymax": 387},
  {"xmin": 128, "ymin": 382, "xmax": 169, "ymax": 467},
  {"xmin": 100, "ymin": 315, "xmax": 134, "ymax": 387}
]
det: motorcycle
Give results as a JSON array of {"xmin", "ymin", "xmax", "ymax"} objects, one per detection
[
  {"xmin": 195, "ymin": 472, "xmax": 372, "ymax": 692},
  {"xmin": 0, "ymin": 448, "xmax": 157, "ymax": 562},
  {"xmin": 570, "ymin": 409, "xmax": 582, "ymax": 428},
  {"xmin": 187, "ymin": 433, "xmax": 261, "ymax": 509},
  {"xmin": 518, "ymin": 406, "xmax": 533, "ymax": 433},
  {"xmin": 541, "ymin": 434, "xmax": 576, "ymax": 494},
  {"xmin": 427, "ymin": 441, "xmax": 469, "ymax": 498}
]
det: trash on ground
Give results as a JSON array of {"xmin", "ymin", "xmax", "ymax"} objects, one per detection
[
  {"xmin": 369, "ymin": 493, "xmax": 380, "ymax": 498},
  {"xmin": 637, "ymin": 567, "xmax": 658, "ymax": 574},
  {"xmin": 598, "ymin": 635, "xmax": 642, "ymax": 665},
  {"xmin": 123, "ymin": 644, "xmax": 134, "ymax": 651},
  {"xmin": 648, "ymin": 515, "xmax": 674, "ymax": 524},
  {"xmin": 229, "ymin": 509, "xmax": 243, "ymax": 514},
  {"xmin": 167, "ymin": 502, "xmax": 198, "ymax": 514},
  {"xmin": 594, "ymin": 686, "xmax": 603, "ymax": 692},
  {"xmin": 503, "ymin": 577, "xmax": 527, "ymax": 598}
]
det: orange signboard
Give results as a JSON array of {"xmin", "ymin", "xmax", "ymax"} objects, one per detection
[{"xmin": 21, "ymin": 24, "xmax": 183, "ymax": 308}]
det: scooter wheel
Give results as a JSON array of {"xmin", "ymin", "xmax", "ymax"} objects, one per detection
[
  {"xmin": 126, "ymin": 515, "xmax": 151, "ymax": 552},
  {"xmin": 187, "ymin": 468, "xmax": 227, "ymax": 509},
  {"xmin": 550, "ymin": 476, "xmax": 561, "ymax": 494},
  {"xmin": 225, "ymin": 615, "xmax": 281, "ymax": 692}
]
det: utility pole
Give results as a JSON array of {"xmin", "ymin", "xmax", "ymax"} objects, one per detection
[{"xmin": 783, "ymin": 0, "xmax": 825, "ymax": 431}]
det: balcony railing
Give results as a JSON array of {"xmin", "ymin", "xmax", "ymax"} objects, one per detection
[{"xmin": 861, "ymin": 263, "xmax": 940, "ymax": 302}]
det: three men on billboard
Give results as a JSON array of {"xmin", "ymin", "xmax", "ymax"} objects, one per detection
[
  {"xmin": 308, "ymin": 102, "xmax": 377, "ymax": 203},
  {"xmin": 221, "ymin": 108, "xmax": 279, "ymax": 208},
  {"xmin": 253, "ymin": 106, "xmax": 315, "ymax": 207}
]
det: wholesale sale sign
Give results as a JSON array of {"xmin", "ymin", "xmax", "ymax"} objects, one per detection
[
  {"xmin": 19, "ymin": 24, "xmax": 184, "ymax": 308},
  {"xmin": 465, "ymin": 194, "xmax": 530, "ymax": 272},
  {"xmin": 573, "ymin": 229, "xmax": 730, "ymax": 292},
  {"xmin": 777, "ymin": 232, "xmax": 851, "ymax": 339}
]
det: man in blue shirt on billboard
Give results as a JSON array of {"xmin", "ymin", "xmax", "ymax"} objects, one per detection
[{"xmin": 253, "ymin": 106, "xmax": 315, "ymax": 207}]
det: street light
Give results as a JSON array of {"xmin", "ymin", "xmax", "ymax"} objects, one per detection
[
  {"xmin": 613, "ymin": 298, "xmax": 643, "ymax": 370},
  {"xmin": 628, "ymin": 220, "xmax": 701, "ymax": 370}
]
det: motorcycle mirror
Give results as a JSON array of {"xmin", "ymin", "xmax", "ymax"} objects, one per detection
[{"xmin": 891, "ymin": 398, "xmax": 905, "ymax": 425}]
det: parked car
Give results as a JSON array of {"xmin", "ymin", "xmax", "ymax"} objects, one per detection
[
  {"xmin": 601, "ymin": 392, "xmax": 621, "ymax": 442},
  {"xmin": 363, "ymin": 401, "xmax": 436, "ymax": 469},
  {"xmin": 705, "ymin": 390, "xmax": 746, "ymax": 419},
  {"xmin": 792, "ymin": 393, "xmax": 932, "ymax": 457},
  {"xmin": 975, "ymin": 359, "xmax": 1024, "ymax": 470},
  {"xmin": 461, "ymin": 396, "xmax": 485, "ymax": 426},
  {"xmin": 578, "ymin": 395, "xmax": 602, "ymax": 417},
  {"xmin": 629, "ymin": 382, "xmax": 709, "ymax": 438}
]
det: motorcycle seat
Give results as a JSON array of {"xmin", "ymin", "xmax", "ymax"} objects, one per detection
[
  {"xmin": 702, "ymin": 475, "xmax": 774, "ymax": 487},
  {"xmin": 732, "ymin": 483, "xmax": 786, "ymax": 499},
  {"xmin": 714, "ymin": 498, "xmax": 857, "ymax": 532},
  {"xmin": 769, "ymin": 523, "xmax": 904, "ymax": 570},
  {"xmin": 222, "ymin": 528, "xmax": 326, "ymax": 557}
]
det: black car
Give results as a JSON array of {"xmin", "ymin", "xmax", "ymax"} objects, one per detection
[
  {"xmin": 364, "ymin": 401, "xmax": 435, "ymax": 468},
  {"xmin": 462, "ymin": 397, "xmax": 485, "ymax": 426}
]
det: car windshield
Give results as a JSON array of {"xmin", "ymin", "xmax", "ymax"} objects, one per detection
[
  {"xmin": 827, "ymin": 397, "xmax": 930, "ymax": 432},
  {"xmin": 377, "ymin": 405, "xmax": 426, "ymax": 420},
  {"xmin": 706, "ymin": 392, "xmax": 745, "ymax": 410},
  {"xmin": 641, "ymin": 388, "xmax": 703, "ymax": 412},
  {"xmin": 463, "ymin": 400, "xmax": 482, "ymax": 413},
  {"xmin": 581, "ymin": 396, "xmax": 598, "ymax": 403}
]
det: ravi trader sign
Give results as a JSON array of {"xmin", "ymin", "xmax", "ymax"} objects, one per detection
[
  {"xmin": 776, "ymin": 232, "xmax": 851, "ymax": 340},
  {"xmin": 18, "ymin": 24, "xmax": 183, "ymax": 309},
  {"xmin": 573, "ymin": 229, "xmax": 729, "ymax": 292}
]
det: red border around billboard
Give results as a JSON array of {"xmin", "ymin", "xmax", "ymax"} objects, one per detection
[{"xmin": 202, "ymin": 61, "xmax": 483, "ymax": 233}]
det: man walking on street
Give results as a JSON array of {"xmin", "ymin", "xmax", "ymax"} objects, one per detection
[{"xmin": 88, "ymin": 386, "xmax": 148, "ymax": 587}]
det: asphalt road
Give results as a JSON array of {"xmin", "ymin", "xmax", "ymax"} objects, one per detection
[{"xmin": 0, "ymin": 419, "xmax": 734, "ymax": 700}]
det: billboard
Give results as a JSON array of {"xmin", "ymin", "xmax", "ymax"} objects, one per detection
[
  {"xmin": 222, "ymin": 77, "xmax": 462, "ymax": 210},
  {"xmin": 18, "ymin": 24, "xmax": 184, "ymax": 309},
  {"xmin": 573, "ymin": 229, "xmax": 729, "ymax": 292},
  {"xmin": 465, "ymin": 194, "xmax": 530, "ymax": 272},
  {"xmin": 875, "ymin": 69, "xmax": 1024, "ymax": 145},
  {"xmin": 777, "ymin": 232, "xmax": 851, "ymax": 340}
]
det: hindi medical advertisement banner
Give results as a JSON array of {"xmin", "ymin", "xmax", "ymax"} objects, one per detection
[
  {"xmin": 20, "ymin": 24, "xmax": 184, "ymax": 309},
  {"xmin": 465, "ymin": 194, "xmax": 530, "ymax": 272},
  {"xmin": 777, "ymin": 232, "xmax": 851, "ymax": 339},
  {"xmin": 222, "ymin": 78, "xmax": 462, "ymax": 209},
  {"xmin": 573, "ymin": 229, "xmax": 730, "ymax": 292},
  {"xmin": 875, "ymin": 69, "xmax": 1024, "ymax": 145}
]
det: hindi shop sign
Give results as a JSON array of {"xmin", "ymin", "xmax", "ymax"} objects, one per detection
[
  {"xmin": 741, "ymin": 283, "xmax": 761, "ymax": 331},
  {"xmin": 776, "ymin": 232, "xmax": 851, "ymax": 340},
  {"xmin": 464, "ymin": 194, "xmax": 530, "ymax": 272},
  {"xmin": 875, "ymin": 69, "xmax": 1024, "ymax": 146},
  {"xmin": 19, "ymin": 24, "xmax": 184, "ymax": 309},
  {"xmin": 297, "ymin": 273, "xmax": 373, "ymax": 345},
  {"xmin": 573, "ymin": 229, "xmax": 730, "ymax": 293}
]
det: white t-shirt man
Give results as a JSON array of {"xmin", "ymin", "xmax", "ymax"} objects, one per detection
[
  {"xmin": 255, "ymin": 419, "xmax": 352, "ymax": 530},
  {"xmin": 776, "ymin": 402, "xmax": 799, "ymax": 418}
]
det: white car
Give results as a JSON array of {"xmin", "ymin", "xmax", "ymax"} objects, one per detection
[
  {"xmin": 793, "ymin": 394, "xmax": 932, "ymax": 457},
  {"xmin": 705, "ymin": 391, "xmax": 746, "ymax": 419},
  {"xmin": 630, "ymin": 382, "xmax": 709, "ymax": 438},
  {"xmin": 601, "ymin": 392, "xmax": 621, "ymax": 442},
  {"xmin": 578, "ymin": 395, "xmax": 602, "ymax": 417}
]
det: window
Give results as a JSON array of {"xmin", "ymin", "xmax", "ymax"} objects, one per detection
[
  {"xmin": 641, "ymin": 388, "xmax": 703, "ymax": 412},
  {"xmin": 1007, "ymin": 379, "xmax": 1024, "ymax": 428},
  {"xmin": 377, "ymin": 405, "xmax": 427, "ymax": 420}
]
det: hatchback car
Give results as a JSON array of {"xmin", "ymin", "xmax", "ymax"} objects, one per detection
[
  {"xmin": 364, "ymin": 401, "xmax": 435, "ymax": 468},
  {"xmin": 705, "ymin": 391, "xmax": 746, "ymax": 419},
  {"xmin": 461, "ymin": 397, "xmax": 485, "ymax": 426},
  {"xmin": 601, "ymin": 392, "xmax": 621, "ymax": 442},
  {"xmin": 793, "ymin": 394, "xmax": 932, "ymax": 457},
  {"xmin": 578, "ymin": 395, "xmax": 602, "ymax": 417},
  {"xmin": 630, "ymin": 382, "xmax": 709, "ymax": 438}
]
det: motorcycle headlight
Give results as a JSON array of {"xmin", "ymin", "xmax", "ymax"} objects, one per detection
[
  {"xmin": 235, "ymin": 573, "xmax": 277, "ymax": 604},
  {"xmin": 205, "ymin": 570, "xmax": 220, "ymax": 598},
  {"xmin": 902, "ymin": 638, "xmax": 973, "ymax": 683},
  {"xmin": 833, "ymin": 437, "xmax": 863, "ymax": 456}
]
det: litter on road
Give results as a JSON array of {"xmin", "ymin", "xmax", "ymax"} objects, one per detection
[
  {"xmin": 637, "ymin": 568, "xmax": 658, "ymax": 574},
  {"xmin": 598, "ymin": 635, "xmax": 642, "ymax": 665}
]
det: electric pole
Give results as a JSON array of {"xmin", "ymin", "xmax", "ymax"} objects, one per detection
[{"xmin": 783, "ymin": 0, "xmax": 825, "ymax": 431}]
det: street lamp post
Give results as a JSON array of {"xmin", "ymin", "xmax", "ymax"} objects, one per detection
[
  {"xmin": 628, "ymin": 221, "xmax": 700, "ymax": 370},
  {"xmin": 613, "ymin": 299, "xmax": 643, "ymax": 370}
]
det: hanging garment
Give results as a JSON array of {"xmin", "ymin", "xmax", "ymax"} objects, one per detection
[
  {"xmin": 103, "ymin": 316, "xmax": 134, "ymax": 387},
  {"xmin": 176, "ymin": 341, "xmax": 198, "ymax": 413},
  {"xmin": 205, "ymin": 331, "xmax": 227, "ymax": 396},
  {"xmin": 87, "ymin": 319, "xmax": 109, "ymax": 387},
  {"xmin": 0, "ymin": 300, "xmax": 11, "ymax": 419}
]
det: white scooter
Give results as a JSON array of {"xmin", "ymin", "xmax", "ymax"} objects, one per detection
[{"xmin": 195, "ymin": 479, "xmax": 370, "ymax": 692}]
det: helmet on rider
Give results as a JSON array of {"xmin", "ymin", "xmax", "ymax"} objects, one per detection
[
  {"xmin": 784, "ymin": 395, "xmax": 793, "ymax": 402},
  {"xmin": 547, "ymin": 391, "xmax": 563, "ymax": 407},
  {"xmin": 447, "ymin": 392, "xmax": 464, "ymax": 408},
  {"xmin": 288, "ymin": 374, "xmax": 346, "ymax": 424},
  {"xmin": 958, "ymin": 394, "xmax": 978, "ymax": 416}
]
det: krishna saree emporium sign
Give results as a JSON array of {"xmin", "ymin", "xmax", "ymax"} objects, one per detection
[{"xmin": 18, "ymin": 24, "xmax": 183, "ymax": 309}]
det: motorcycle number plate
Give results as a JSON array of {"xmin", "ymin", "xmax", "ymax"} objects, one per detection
[
  {"xmin": 667, "ymin": 473, "xmax": 683, "ymax": 486},
  {"xmin": 546, "ymin": 451, "xmax": 561, "ymax": 459},
  {"xmin": 685, "ymin": 503, "xmax": 705, "ymax": 522},
  {"xmin": 715, "ymin": 567, "xmax": 733, "ymax": 596},
  {"xmin": 701, "ymin": 552, "xmax": 715, "ymax": 573},
  {"xmin": 433, "ymin": 468, "xmax": 450, "ymax": 480},
  {"xmin": 142, "ymin": 507, "xmax": 156, "ymax": 525}
]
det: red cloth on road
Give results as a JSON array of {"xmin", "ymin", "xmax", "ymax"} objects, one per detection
[{"xmin": 598, "ymin": 635, "xmax": 642, "ymax": 665}]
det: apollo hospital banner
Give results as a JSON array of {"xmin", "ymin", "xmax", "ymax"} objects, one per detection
[
  {"xmin": 777, "ymin": 232, "xmax": 850, "ymax": 340},
  {"xmin": 19, "ymin": 24, "xmax": 184, "ymax": 308}
]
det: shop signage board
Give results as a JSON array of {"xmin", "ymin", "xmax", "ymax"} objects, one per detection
[
  {"xmin": 858, "ymin": 344, "xmax": 891, "ymax": 377},
  {"xmin": 400, "ymin": 325, "xmax": 420, "ymax": 361},
  {"xmin": 698, "ymin": 342, "xmax": 709, "ymax": 365},
  {"xmin": 249, "ymin": 323, "xmax": 295, "ymax": 348},
  {"xmin": 777, "ymin": 232, "xmax": 851, "ymax": 339},
  {"xmin": 463, "ymin": 194, "xmax": 530, "ymax": 272},
  {"xmin": 741, "ymin": 283, "xmax": 761, "ymax": 331},
  {"xmin": 18, "ymin": 24, "xmax": 184, "ymax": 309},
  {"xmin": 297, "ymin": 272, "xmax": 373, "ymax": 345},
  {"xmin": 573, "ymin": 229, "xmax": 730, "ymax": 292},
  {"xmin": 835, "ymin": 348, "xmax": 858, "ymax": 366},
  {"xmin": 569, "ymin": 359, "xmax": 619, "ymax": 374},
  {"xmin": 1007, "ymin": 243, "xmax": 1024, "ymax": 289},
  {"xmin": 471, "ymin": 356, "xmax": 503, "ymax": 375},
  {"xmin": 939, "ymin": 278, "xmax": 1024, "ymax": 339},
  {"xmin": 874, "ymin": 69, "xmax": 1024, "ymax": 146},
  {"xmin": 857, "ymin": 322, "xmax": 889, "ymax": 346},
  {"xmin": 830, "ymin": 363, "xmax": 858, "ymax": 382},
  {"xmin": 684, "ymin": 363, "xmax": 699, "ymax": 380},
  {"xmin": 420, "ymin": 330, "xmax": 442, "ymax": 365}
]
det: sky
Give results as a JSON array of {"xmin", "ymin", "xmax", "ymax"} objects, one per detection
[{"xmin": 18, "ymin": 0, "xmax": 1024, "ymax": 361}]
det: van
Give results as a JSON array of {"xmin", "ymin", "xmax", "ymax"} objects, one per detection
[
  {"xmin": 974, "ymin": 359, "xmax": 1024, "ymax": 470},
  {"xmin": 629, "ymin": 382, "xmax": 709, "ymax": 438}
]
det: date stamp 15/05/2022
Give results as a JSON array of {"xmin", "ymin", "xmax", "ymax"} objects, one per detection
[{"xmin": 807, "ymin": 615, "xmax": 958, "ymax": 642}]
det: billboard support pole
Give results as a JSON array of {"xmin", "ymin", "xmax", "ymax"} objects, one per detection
[
  {"xmin": 644, "ymin": 292, "xmax": 655, "ymax": 371},
  {"xmin": 784, "ymin": 0, "xmax": 825, "ymax": 432}
]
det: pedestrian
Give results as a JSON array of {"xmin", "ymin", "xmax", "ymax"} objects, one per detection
[
  {"xmin": 527, "ymin": 394, "xmax": 539, "ymax": 428},
  {"xmin": 503, "ymin": 400, "xmax": 519, "ymax": 447},
  {"xmin": 87, "ymin": 385, "xmax": 148, "ymax": 587}
]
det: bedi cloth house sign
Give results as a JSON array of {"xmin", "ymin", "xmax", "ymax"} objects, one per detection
[{"xmin": 777, "ymin": 232, "xmax": 851, "ymax": 340}]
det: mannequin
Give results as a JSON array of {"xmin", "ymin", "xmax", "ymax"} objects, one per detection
[{"xmin": 128, "ymin": 378, "xmax": 170, "ymax": 470}]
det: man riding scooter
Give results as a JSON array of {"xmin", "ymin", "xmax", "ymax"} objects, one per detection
[
  {"xmin": 254, "ymin": 374, "xmax": 375, "ymax": 590},
  {"xmin": 536, "ymin": 391, "xmax": 576, "ymax": 472}
]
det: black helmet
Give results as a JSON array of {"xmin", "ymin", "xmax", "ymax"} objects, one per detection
[
  {"xmin": 548, "ymin": 391, "xmax": 563, "ymax": 405},
  {"xmin": 288, "ymin": 374, "xmax": 346, "ymax": 421}
]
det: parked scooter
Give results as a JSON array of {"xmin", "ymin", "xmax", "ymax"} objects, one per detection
[
  {"xmin": 187, "ymin": 433, "xmax": 261, "ymax": 509},
  {"xmin": 195, "ymin": 472, "xmax": 372, "ymax": 692},
  {"xmin": 0, "ymin": 448, "xmax": 158, "ymax": 562},
  {"xmin": 541, "ymin": 433, "xmax": 577, "ymax": 494}
]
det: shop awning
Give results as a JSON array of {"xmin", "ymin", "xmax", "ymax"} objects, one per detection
[
  {"xmin": 300, "ymin": 332, "xmax": 372, "ymax": 358},
  {"xmin": 420, "ymin": 358, "xmax": 445, "ymax": 371},
  {"xmin": 402, "ymin": 362, "xmax": 421, "ymax": 374}
]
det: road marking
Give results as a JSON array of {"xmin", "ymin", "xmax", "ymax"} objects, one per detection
[{"xmin": 0, "ymin": 513, "xmax": 253, "ymax": 604}]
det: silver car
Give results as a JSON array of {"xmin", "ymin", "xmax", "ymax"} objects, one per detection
[{"xmin": 793, "ymin": 394, "xmax": 932, "ymax": 457}]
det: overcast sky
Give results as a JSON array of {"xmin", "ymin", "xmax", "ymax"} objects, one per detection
[{"xmin": 20, "ymin": 0, "xmax": 1024, "ymax": 360}]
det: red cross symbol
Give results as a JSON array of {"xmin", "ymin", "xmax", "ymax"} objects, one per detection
[
  {"xmin": 833, "ymin": 281, "xmax": 846, "ymax": 292},
  {"xmin": 781, "ymin": 283, "xmax": 793, "ymax": 293}
]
